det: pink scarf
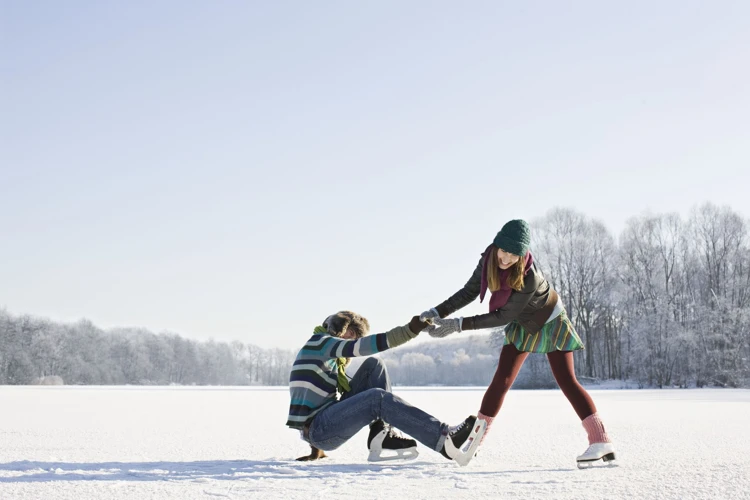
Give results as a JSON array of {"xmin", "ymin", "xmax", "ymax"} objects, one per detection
[{"xmin": 479, "ymin": 245, "xmax": 534, "ymax": 312}]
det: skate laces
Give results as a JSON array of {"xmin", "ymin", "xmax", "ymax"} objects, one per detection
[
  {"xmin": 449, "ymin": 418, "xmax": 470, "ymax": 434},
  {"xmin": 386, "ymin": 426, "xmax": 408, "ymax": 440}
]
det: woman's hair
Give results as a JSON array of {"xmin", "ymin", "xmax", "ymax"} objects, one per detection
[{"xmin": 487, "ymin": 246, "xmax": 526, "ymax": 292}]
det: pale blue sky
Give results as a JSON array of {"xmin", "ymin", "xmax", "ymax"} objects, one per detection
[{"xmin": 2, "ymin": 1, "xmax": 748, "ymax": 350}]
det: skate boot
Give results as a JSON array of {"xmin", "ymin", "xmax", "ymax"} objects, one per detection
[
  {"xmin": 440, "ymin": 415, "xmax": 486, "ymax": 467},
  {"xmin": 367, "ymin": 420, "xmax": 418, "ymax": 462},
  {"xmin": 578, "ymin": 413, "xmax": 616, "ymax": 468},
  {"xmin": 576, "ymin": 442, "xmax": 616, "ymax": 469}
]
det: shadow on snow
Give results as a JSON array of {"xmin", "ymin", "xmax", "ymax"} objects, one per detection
[{"xmin": 0, "ymin": 459, "xmax": 575, "ymax": 483}]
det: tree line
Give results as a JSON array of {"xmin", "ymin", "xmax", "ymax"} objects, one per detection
[
  {"xmin": 530, "ymin": 203, "xmax": 749, "ymax": 388},
  {"xmin": 1, "ymin": 203, "xmax": 748, "ymax": 388},
  {"xmin": 0, "ymin": 313, "xmax": 295, "ymax": 385}
]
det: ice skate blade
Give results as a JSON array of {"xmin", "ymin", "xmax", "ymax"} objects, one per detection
[
  {"xmin": 577, "ymin": 453, "xmax": 617, "ymax": 469},
  {"xmin": 367, "ymin": 447, "xmax": 419, "ymax": 462},
  {"xmin": 444, "ymin": 419, "xmax": 487, "ymax": 467}
]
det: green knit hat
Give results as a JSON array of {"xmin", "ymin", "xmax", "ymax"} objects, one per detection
[{"xmin": 493, "ymin": 219, "xmax": 531, "ymax": 256}]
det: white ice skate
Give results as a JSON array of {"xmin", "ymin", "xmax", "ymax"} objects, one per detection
[
  {"xmin": 443, "ymin": 417, "xmax": 487, "ymax": 467},
  {"xmin": 367, "ymin": 422, "xmax": 419, "ymax": 462},
  {"xmin": 576, "ymin": 442, "xmax": 616, "ymax": 469}
]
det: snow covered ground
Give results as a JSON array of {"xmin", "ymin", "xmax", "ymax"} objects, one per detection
[{"xmin": 1, "ymin": 386, "xmax": 748, "ymax": 500}]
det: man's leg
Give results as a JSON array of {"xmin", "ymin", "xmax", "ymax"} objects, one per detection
[
  {"xmin": 341, "ymin": 357, "xmax": 390, "ymax": 400},
  {"xmin": 339, "ymin": 357, "xmax": 394, "ymax": 454},
  {"xmin": 308, "ymin": 388, "xmax": 449, "ymax": 453}
]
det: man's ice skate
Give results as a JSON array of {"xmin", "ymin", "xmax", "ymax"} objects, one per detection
[
  {"xmin": 367, "ymin": 420, "xmax": 418, "ymax": 462},
  {"xmin": 440, "ymin": 415, "xmax": 486, "ymax": 467},
  {"xmin": 576, "ymin": 442, "xmax": 616, "ymax": 469}
]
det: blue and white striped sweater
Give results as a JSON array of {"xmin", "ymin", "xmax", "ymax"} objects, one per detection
[{"xmin": 285, "ymin": 328, "xmax": 396, "ymax": 429}]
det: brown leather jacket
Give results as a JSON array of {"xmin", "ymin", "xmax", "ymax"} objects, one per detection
[{"xmin": 435, "ymin": 255, "xmax": 559, "ymax": 334}]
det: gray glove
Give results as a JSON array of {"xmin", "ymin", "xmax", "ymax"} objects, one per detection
[
  {"xmin": 427, "ymin": 317, "xmax": 463, "ymax": 338},
  {"xmin": 419, "ymin": 308, "xmax": 440, "ymax": 324}
]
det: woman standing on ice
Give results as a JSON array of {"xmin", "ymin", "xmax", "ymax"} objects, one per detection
[{"xmin": 419, "ymin": 219, "xmax": 615, "ymax": 467}]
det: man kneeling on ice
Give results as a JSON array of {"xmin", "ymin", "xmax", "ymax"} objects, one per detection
[{"xmin": 287, "ymin": 311, "xmax": 485, "ymax": 465}]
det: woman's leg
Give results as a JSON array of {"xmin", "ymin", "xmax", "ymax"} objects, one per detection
[
  {"xmin": 479, "ymin": 343, "xmax": 530, "ymax": 416},
  {"xmin": 546, "ymin": 350, "xmax": 596, "ymax": 419},
  {"xmin": 547, "ymin": 350, "xmax": 611, "ymax": 448},
  {"xmin": 475, "ymin": 343, "xmax": 530, "ymax": 443}
]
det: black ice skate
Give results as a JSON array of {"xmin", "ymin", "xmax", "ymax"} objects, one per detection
[
  {"xmin": 367, "ymin": 420, "xmax": 418, "ymax": 462},
  {"xmin": 440, "ymin": 415, "xmax": 486, "ymax": 467}
]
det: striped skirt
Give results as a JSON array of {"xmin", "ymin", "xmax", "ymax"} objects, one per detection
[{"xmin": 503, "ymin": 311, "xmax": 584, "ymax": 353}]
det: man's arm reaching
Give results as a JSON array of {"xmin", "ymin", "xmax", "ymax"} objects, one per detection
[{"xmin": 318, "ymin": 316, "xmax": 428, "ymax": 359}]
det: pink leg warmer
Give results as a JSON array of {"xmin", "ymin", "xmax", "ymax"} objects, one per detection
[
  {"xmin": 477, "ymin": 411, "xmax": 495, "ymax": 446},
  {"xmin": 581, "ymin": 413, "xmax": 611, "ymax": 445}
]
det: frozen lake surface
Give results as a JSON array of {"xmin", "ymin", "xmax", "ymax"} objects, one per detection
[{"xmin": 1, "ymin": 386, "xmax": 748, "ymax": 499}]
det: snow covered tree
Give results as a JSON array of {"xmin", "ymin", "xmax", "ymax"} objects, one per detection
[{"xmin": 533, "ymin": 208, "xmax": 620, "ymax": 380}]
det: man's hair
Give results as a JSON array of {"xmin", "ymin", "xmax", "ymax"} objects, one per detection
[{"xmin": 322, "ymin": 311, "xmax": 370, "ymax": 339}]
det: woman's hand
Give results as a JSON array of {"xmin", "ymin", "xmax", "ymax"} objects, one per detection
[
  {"xmin": 419, "ymin": 308, "xmax": 440, "ymax": 323},
  {"xmin": 426, "ymin": 317, "xmax": 463, "ymax": 338}
]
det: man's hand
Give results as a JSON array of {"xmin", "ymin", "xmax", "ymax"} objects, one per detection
[
  {"xmin": 426, "ymin": 317, "xmax": 463, "ymax": 338},
  {"xmin": 409, "ymin": 316, "xmax": 429, "ymax": 334},
  {"xmin": 296, "ymin": 446, "xmax": 327, "ymax": 461}
]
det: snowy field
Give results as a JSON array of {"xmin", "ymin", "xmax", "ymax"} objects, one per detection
[{"xmin": 0, "ymin": 386, "xmax": 748, "ymax": 500}]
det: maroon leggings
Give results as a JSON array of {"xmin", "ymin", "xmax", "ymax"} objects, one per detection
[{"xmin": 479, "ymin": 343, "xmax": 597, "ymax": 420}]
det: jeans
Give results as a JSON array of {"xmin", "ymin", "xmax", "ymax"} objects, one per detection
[{"xmin": 308, "ymin": 357, "xmax": 449, "ymax": 452}]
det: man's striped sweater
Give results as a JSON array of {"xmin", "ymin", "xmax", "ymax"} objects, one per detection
[{"xmin": 286, "ymin": 323, "xmax": 417, "ymax": 429}]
